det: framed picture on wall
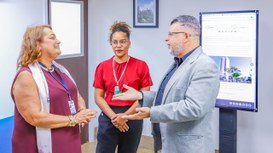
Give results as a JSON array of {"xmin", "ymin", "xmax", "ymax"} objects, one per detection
[{"xmin": 133, "ymin": 0, "xmax": 159, "ymax": 28}]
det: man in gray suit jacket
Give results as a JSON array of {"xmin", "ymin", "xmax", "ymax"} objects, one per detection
[{"xmin": 113, "ymin": 15, "xmax": 220, "ymax": 153}]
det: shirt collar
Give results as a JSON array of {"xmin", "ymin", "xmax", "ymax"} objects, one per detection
[
  {"xmin": 174, "ymin": 57, "xmax": 183, "ymax": 67},
  {"xmin": 181, "ymin": 47, "xmax": 198, "ymax": 61}
]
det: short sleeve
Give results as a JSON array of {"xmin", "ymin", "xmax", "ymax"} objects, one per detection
[
  {"xmin": 139, "ymin": 62, "xmax": 153, "ymax": 88},
  {"xmin": 93, "ymin": 63, "xmax": 105, "ymax": 89}
]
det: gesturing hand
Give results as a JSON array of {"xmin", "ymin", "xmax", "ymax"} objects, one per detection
[
  {"xmin": 121, "ymin": 107, "xmax": 150, "ymax": 120},
  {"xmin": 112, "ymin": 84, "xmax": 142, "ymax": 101}
]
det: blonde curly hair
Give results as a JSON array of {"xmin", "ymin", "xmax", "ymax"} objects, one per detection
[
  {"xmin": 17, "ymin": 25, "xmax": 52, "ymax": 68},
  {"xmin": 109, "ymin": 21, "xmax": 131, "ymax": 43}
]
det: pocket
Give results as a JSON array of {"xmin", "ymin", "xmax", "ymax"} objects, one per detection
[
  {"xmin": 168, "ymin": 87, "xmax": 187, "ymax": 102},
  {"xmin": 98, "ymin": 112, "xmax": 110, "ymax": 122},
  {"xmin": 98, "ymin": 112, "xmax": 112, "ymax": 134},
  {"xmin": 176, "ymin": 135, "xmax": 204, "ymax": 152}
]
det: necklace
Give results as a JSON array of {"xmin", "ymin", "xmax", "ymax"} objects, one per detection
[
  {"xmin": 112, "ymin": 56, "xmax": 130, "ymax": 95},
  {"xmin": 38, "ymin": 62, "xmax": 54, "ymax": 73}
]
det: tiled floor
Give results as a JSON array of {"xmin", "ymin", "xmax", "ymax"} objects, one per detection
[{"xmin": 81, "ymin": 135, "xmax": 154, "ymax": 153}]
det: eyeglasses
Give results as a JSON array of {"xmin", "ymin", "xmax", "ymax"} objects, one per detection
[
  {"xmin": 111, "ymin": 39, "xmax": 127, "ymax": 47},
  {"xmin": 168, "ymin": 32, "xmax": 187, "ymax": 37}
]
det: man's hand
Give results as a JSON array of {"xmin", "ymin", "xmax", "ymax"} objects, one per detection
[
  {"xmin": 112, "ymin": 84, "xmax": 142, "ymax": 101},
  {"xmin": 121, "ymin": 107, "xmax": 150, "ymax": 120}
]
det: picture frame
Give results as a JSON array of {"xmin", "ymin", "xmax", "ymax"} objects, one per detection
[
  {"xmin": 49, "ymin": 0, "xmax": 84, "ymax": 59},
  {"xmin": 133, "ymin": 0, "xmax": 159, "ymax": 28}
]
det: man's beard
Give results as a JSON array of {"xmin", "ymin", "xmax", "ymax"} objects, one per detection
[{"xmin": 170, "ymin": 42, "xmax": 183, "ymax": 56}]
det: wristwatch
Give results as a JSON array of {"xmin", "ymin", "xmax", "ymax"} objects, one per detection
[{"xmin": 68, "ymin": 115, "xmax": 77, "ymax": 127}]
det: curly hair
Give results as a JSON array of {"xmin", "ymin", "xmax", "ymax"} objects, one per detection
[
  {"xmin": 109, "ymin": 21, "xmax": 131, "ymax": 43},
  {"xmin": 17, "ymin": 25, "xmax": 52, "ymax": 68}
]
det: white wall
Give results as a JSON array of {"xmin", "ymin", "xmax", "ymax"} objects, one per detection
[
  {"xmin": 88, "ymin": 0, "xmax": 273, "ymax": 152},
  {"xmin": 0, "ymin": 0, "xmax": 47, "ymax": 119},
  {"xmin": 0, "ymin": 0, "xmax": 47, "ymax": 152}
]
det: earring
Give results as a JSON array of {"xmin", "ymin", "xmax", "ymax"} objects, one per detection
[{"xmin": 36, "ymin": 47, "xmax": 42, "ymax": 58}]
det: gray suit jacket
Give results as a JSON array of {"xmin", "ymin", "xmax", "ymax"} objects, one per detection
[{"xmin": 142, "ymin": 47, "xmax": 220, "ymax": 153}]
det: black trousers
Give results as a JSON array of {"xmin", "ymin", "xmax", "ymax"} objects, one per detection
[{"xmin": 96, "ymin": 106, "xmax": 143, "ymax": 153}]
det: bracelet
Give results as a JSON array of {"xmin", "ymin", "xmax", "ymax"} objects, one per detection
[{"xmin": 68, "ymin": 115, "xmax": 77, "ymax": 127}]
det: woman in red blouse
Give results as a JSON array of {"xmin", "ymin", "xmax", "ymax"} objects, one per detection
[{"xmin": 93, "ymin": 21, "xmax": 153, "ymax": 153}]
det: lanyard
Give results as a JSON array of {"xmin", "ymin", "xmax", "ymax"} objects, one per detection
[
  {"xmin": 39, "ymin": 62, "xmax": 72, "ymax": 100},
  {"xmin": 112, "ymin": 56, "xmax": 130, "ymax": 86}
]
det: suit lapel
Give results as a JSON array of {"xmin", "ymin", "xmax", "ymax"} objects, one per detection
[
  {"xmin": 162, "ymin": 47, "xmax": 203, "ymax": 104},
  {"xmin": 152, "ymin": 63, "xmax": 174, "ymax": 106}
]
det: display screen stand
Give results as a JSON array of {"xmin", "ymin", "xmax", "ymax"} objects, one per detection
[{"xmin": 219, "ymin": 108, "xmax": 237, "ymax": 153}]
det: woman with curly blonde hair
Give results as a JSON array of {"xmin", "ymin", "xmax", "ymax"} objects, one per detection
[
  {"xmin": 16, "ymin": 25, "xmax": 49, "ymax": 68},
  {"xmin": 93, "ymin": 21, "xmax": 153, "ymax": 153},
  {"xmin": 11, "ymin": 25, "xmax": 96, "ymax": 153}
]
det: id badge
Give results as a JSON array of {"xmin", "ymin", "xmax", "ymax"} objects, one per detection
[
  {"xmin": 68, "ymin": 100, "xmax": 77, "ymax": 114},
  {"xmin": 114, "ymin": 85, "xmax": 121, "ymax": 95}
]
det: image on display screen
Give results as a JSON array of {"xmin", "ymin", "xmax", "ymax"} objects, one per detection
[{"xmin": 200, "ymin": 10, "xmax": 259, "ymax": 111}]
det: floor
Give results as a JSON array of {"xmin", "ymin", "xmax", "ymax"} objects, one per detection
[
  {"xmin": 81, "ymin": 135, "xmax": 219, "ymax": 153},
  {"xmin": 81, "ymin": 135, "xmax": 154, "ymax": 153}
]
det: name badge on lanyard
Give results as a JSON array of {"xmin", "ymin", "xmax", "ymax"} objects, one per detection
[
  {"xmin": 114, "ymin": 85, "xmax": 121, "ymax": 95},
  {"xmin": 68, "ymin": 99, "xmax": 77, "ymax": 114},
  {"xmin": 112, "ymin": 56, "xmax": 130, "ymax": 95}
]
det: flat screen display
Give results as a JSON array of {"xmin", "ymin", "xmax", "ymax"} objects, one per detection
[{"xmin": 200, "ymin": 10, "xmax": 259, "ymax": 111}]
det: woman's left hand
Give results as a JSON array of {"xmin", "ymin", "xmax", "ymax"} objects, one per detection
[
  {"xmin": 111, "ymin": 113, "xmax": 129, "ymax": 131},
  {"xmin": 75, "ymin": 109, "xmax": 97, "ymax": 127},
  {"xmin": 111, "ymin": 113, "xmax": 128, "ymax": 125}
]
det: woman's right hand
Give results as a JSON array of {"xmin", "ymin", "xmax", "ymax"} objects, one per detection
[
  {"xmin": 74, "ymin": 109, "xmax": 97, "ymax": 127},
  {"xmin": 117, "ymin": 123, "xmax": 129, "ymax": 132},
  {"xmin": 111, "ymin": 114, "xmax": 129, "ymax": 132}
]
